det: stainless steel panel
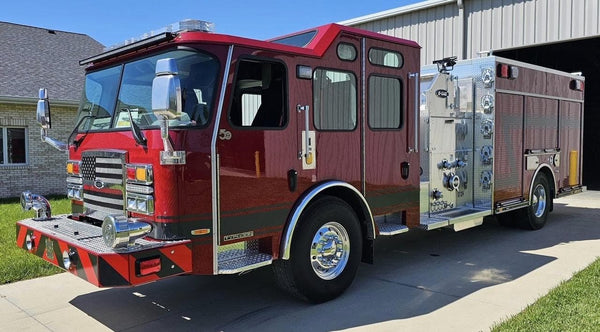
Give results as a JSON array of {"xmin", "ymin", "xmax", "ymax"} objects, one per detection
[{"xmin": 421, "ymin": 57, "xmax": 497, "ymax": 216}]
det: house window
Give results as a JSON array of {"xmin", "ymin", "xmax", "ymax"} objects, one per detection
[
  {"xmin": 1, "ymin": 127, "xmax": 27, "ymax": 165},
  {"xmin": 313, "ymin": 68, "xmax": 357, "ymax": 131}
]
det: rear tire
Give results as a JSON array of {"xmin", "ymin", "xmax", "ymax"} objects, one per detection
[
  {"xmin": 273, "ymin": 196, "xmax": 362, "ymax": 303},
  {"xmin": 519, "ymin": 173, "xmax": 551, "ymax": 230}
]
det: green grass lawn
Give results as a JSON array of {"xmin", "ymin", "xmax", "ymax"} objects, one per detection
[
  {"xmin": 0, "ymin": 196, "xmax": 70, "ymax": 284},
  {"xmin": 492, "ymin": 257, "xmax": 600, "ymax": 332}
]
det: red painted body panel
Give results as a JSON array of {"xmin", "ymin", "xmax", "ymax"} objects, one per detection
[
  {"xmin": 558, "ymin": 101, "xmax": 583, "ymax": 187},
  {"xmin": 494, "ymin": 93, "xmax": 524, "ymax": 202},
  {"xmin": 494, "ymin": 60, "xmax": 584, "ymax": 204}
]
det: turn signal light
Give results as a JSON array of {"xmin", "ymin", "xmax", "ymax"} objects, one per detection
[
  {"xmin": 126, "ymin": 164, "xmax": 153, "ymax": 184},
  {"xmin": 66, "ymin": 160, "xmax": 81, "ymax": 175},
  {"xmin": 497, "ymin": 64, "xmax": 519, "ymax": 79},
  {"xmin": 570, "ymin": 79, "xmax": 584, "ymax": 92}
]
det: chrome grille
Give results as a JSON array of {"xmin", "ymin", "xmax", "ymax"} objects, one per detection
[{"xmin": 81, "ymin": 151, "xmax": 126, "ymax": 220}]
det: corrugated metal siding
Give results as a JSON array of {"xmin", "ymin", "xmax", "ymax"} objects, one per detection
[
  {"xmin": 348, "ymin": 0, "xmax": 600, "ymax": 65},
  {"xmin": 355, "ymin": 3, "xmax": 460, "ymax": 65},
  {"xmin": 466, "ymin": 0, "xmax": 600, "ymax": 58}
]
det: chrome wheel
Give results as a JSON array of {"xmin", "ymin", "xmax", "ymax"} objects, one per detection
[
  {"xmin": 532, "ymin": 183, "xmax": 547, "ymax": 218},
  {"xmin": 310, "ymin": 221, "xmax": 350, "ymax": 280},
  {"xmin": 521, "ymin": 173, "xmax": 551, "ymax": 230},
  {"xmin": 273, "ymin": 196, "xmax": 362, "ymax": 303}
]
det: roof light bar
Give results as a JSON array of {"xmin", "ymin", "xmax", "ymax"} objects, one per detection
[{"xmin": 80, "ymin": 19, "xmax": 214, "ymax": 66}]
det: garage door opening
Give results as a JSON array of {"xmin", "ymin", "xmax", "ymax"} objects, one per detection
[{"xmin": 496, "ymin": 37, "xmax": 600, "ymax": 190}]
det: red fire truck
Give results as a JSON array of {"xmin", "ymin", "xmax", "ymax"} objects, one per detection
[{"xmin": 17, "ymin": 20, "xmax": 584, "ymax": 303}]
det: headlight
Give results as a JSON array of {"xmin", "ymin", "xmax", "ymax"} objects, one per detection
[
  {"xmin": 67, "ymin": 184, "xmax": 83, "ymax": 201},
  {"xmin": 126, "ymin": 193, "xmax": 154, "ymax": 215}
]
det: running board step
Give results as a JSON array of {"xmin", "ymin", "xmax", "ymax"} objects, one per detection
[
  {"xmin": 217, "ymin": 240, "xmax": 272, "ymax": 274},
  {"xmin": 375, "ymin": 213, "xmax": 409, "ymax": 236},
  {"xmin": 420, "ymin": 208, "xmax": 491, "ymax": 231}
]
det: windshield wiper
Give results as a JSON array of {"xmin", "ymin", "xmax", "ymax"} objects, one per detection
[
  {"xmin": 123, "ymin": 108, "xmax": 147, "ymax": 147},
  {"xmin": 68, "ymin": 115, "xmax": 96, "ymax": 149}
]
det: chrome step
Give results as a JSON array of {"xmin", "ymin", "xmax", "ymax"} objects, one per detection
[
  {"xmin": 420, "ymin": 208, "xmax": 491, "ymax": 231},
  {"xmin": 217, "ymin": 240, "xmax": 272, "ymax": 274},
  {"xmin": 419, "ymin": 215, "xmax": 449, "ymax": 230},
  {"xmin": 375, "ymin": 213, "xmax": 409, "ymax": 236}
]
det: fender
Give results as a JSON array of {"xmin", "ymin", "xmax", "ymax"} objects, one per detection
[
  {"xmin": 529, "ymin": 163, "xmax": 557, "ymax": 207},
  {"xmin": 280, "ymin": 180, "xmax": 375, "ymax": 260}
]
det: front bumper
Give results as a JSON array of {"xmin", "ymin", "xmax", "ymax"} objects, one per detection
[{"xmin": 16, "ymin": 215, "xmax": 192, "ymax": 287}]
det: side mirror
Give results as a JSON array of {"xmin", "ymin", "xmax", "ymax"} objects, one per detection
[
  {"xmin": 152, "ymin": 58, "xmax": 182, "ymax": 119},
  {"xmin": 36, "ymin": 88, "xmax": 51, "ymax": 129},
  {"xmin": 36, "ymin": 88, "xmax": 67, "ymax": 151}
]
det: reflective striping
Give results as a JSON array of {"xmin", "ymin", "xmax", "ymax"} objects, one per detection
[{"xmin": 78, "ymin": 249, "xmax": 100, "ymax": 286}]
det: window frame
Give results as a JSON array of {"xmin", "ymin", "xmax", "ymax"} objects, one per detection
[
  {"xmin": 75, "ymin": 46, "xmax": 220, "ymax": 133},
  {"xmin": 336, "ymin": 43, "xmax": 357, "ymax": 62},
  {"xmin": 368, "ymin": 47, "xmax": 404, "ymax": 69},
  {"xmin": 367, "ymin": 74, "xmax": 404, "ymax": 131},
  {"xmin": 312, "ymin": 67, "xmax": 359, "ymax": 132},
  {"xmin": 227, "ymin": 56, "xmax": 289, "ymax": 130},
  {"xmin": 0, "ymin": 126, "xmax": 28, "ymax": 166}
]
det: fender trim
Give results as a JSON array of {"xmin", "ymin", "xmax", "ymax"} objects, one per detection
[
  {"xmin": 280, "ymin": 180, "xmax": 375, "ymax": 260},
  {"xmin": 529, "ymin": 163, "xmax": 556, "ymax": 203}
]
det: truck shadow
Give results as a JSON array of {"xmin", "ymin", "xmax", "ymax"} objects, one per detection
[{"xmin": 70, "ymin": 201, "xmax": 600, "ymax": 331}]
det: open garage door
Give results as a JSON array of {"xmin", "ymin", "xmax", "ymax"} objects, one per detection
[{"xmin": 496, "ymin": 37, "xmax": 600, "ymax": 190}]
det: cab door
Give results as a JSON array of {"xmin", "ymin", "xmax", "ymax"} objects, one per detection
[
  {"xmin": 363, "ymin": 39, "xmax": 420, "ymax": 221},
  {"xmin": 216, "ymin": 55, "xmax": 297, "ymax": 246},
  {"xmin": 311, "ymin": 36, "xmax": 362, "ymax": 185}
]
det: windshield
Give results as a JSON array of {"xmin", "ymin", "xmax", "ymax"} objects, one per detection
[{"xmin": 76, "ymin": 49, "xmax": 219, "ymax": 131}]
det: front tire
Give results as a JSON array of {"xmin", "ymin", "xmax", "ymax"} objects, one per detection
[
  {"xmin": 520, "ymin": 173, "xmax": 551, "ymax": 230},
  {"xmin": 273, "ymin": 196, "xmax": 362, "ymax": 303}
]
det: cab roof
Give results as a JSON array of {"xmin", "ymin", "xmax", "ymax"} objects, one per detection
[{"xmin": 81, "ymin": 23, "xmax": 420, "ymax": 67}]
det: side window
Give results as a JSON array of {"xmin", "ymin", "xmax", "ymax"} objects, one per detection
[
  {"xmin": 369, "ymin": 76, "xmax": 403, "ymax": 129},
  {"xmin": 1, "ymin": 127, "xmax": 27, "ymax": 165},
  {"xmin": 230, "ymin": 59, "xmax": 287, "ymax": 128},
  {"xmin": 313, "ymin": 69, "xmax": 357, "ymax": 131},
  {"xmin": 369, "ymin": 48, "xmax": 404, "ymax": 68}
]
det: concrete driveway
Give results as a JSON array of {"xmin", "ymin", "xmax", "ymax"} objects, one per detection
[{"xmin": 2, "ymin": 191, "xmax": 599, "ymax": 332}]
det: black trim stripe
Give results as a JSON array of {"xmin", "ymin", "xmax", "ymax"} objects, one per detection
[{"xmin": 98, "ymin": 257, "xmax": 129, "ymax": 286}]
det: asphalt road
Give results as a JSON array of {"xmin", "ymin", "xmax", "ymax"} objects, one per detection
[{"xmin": 1, "ymin": 191, "xmax": 599, "ymax": 331}]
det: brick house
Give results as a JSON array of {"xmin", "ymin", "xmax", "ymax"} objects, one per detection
[{"xmin": 0, "ymin": 22, "xmax": 104, "ymax": 198}]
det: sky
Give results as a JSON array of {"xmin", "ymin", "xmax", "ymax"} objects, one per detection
[{"xmin": 1, "ymin": 0, "xmax": 420, "ymax": 47}]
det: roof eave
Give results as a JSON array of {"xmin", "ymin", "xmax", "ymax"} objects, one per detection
[
  {"xmin": 0, "ymin": 96, "xmax": 79, "ymax": 107},
  {"xmin": 338, "ymin": 0, "xmax": 457, "ymax": 26}
]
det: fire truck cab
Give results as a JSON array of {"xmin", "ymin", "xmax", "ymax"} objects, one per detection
[{"xmin": 17, "ymin": 20, "xmax": 584, "ymax": 303}]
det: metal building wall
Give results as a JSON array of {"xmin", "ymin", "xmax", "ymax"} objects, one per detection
[
  {"xmin": 343, "ymin": 0, "xmax": 600, "ymax": 65},
  {"xmin": 348, "ymin": 1, "xmax": 462, "ymax": 65}
]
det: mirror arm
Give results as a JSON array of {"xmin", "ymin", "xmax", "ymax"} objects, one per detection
[{"xmin": 40, "ymin": 128, "xmax": 68, "ymax": 151}]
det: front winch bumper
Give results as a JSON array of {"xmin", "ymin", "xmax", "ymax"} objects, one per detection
[{"xmin": 16, "ymin": 215, "xmax": 192, "ymax": 287}]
